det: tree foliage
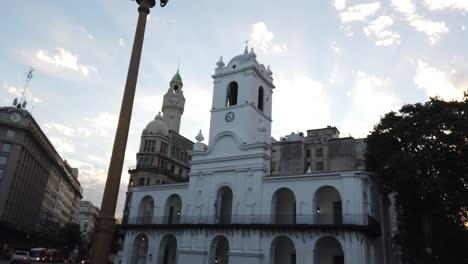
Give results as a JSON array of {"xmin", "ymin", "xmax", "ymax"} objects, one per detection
[{"xmin": 366, "ymin": 95, "xmax": 468, "ymax": 263}]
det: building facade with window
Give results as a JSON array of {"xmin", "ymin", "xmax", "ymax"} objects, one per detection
[
  {"xmin": 79, "ymin": 201, "xmax": 100, "ymax": 246},
  {"xmin": 121, "ymin": 48, "xmax": 393, "ymax": 264},
  {"xmin": 0, "ymin": 105, "xmax": 82, "ymax": 242}
]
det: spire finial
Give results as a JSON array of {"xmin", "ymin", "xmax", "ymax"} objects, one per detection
[
  {"xmin": 195, "ymin": 129, "xmax": 204, "ymax": 142},
  {"xmin": 244, "ymin": 40, "xmax": 249, "ymax": 54},
  {"xmin": 177, "ymin": 57, "xmax": 180, "ymax": 73}
]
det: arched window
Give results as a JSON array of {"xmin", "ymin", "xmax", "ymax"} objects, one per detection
[
  {"xmin": 138, "ymin": 196, "xmax": 154, "ymax": 224},
  {"xmin": 174, "ymin": 85, "xmax": 179, "ymax": 93},
  {"xmin": 314, "ymin": 236, "xmax": 344, "ymax": 264},
  {"xmin": 130, "ymin": 233, "xmax": 149, "ymax": 264},
  {"xmin": 158, "ymin": 234, "xmax": 177, "ymax": 264},
  {"xmin": 272, "ymin": 188, "xmax": 296, "ymax": 224},
  {"xmin": 226, "ymin": 82, "xmax": 238, "ymax": 107},
  {"xmin": 313, "ymin": 186, "xmax": 342, "ymax": 224},
  {"xmin": 164, "ymin": 194, "xmax": 182, "ymax": 224},
  {"xmin": 271, "ymin": 236, "xmax": 296, "ymax": 264},
  {"xmin": 258, "ymin": 86, "xmax": 264, "ymax": 111},
  {"xmin": 209, "ymin": 236, "xmax": 229, "ymax": 264}
]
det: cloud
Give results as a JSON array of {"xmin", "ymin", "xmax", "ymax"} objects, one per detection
[
  {"xmin": 36, "ymin": 48, "xmax": 97, "ymax": 77},
  {"xmin": 423, "ymin": 0, "xmax": 468, "ymax": 12},
  {"xmin": 4, "ymin": 85, "xmax": 42, "ymax": 103},
  {"xmin": 80, "ymin": 26, "xmax": 94, "ymax": 40},
  {"xmin": 413, "ymin": 60, "xmax": 465, "ymax": 101},
  {"xmin": 392, "ymin": 0, "xmax": 448, "ymax": 44},
  {"xmin": 334, "ymin": 0, "xmax": 347, "ymax": 11},
  {"xmin": 272, "ymin": 75, "xmax": 330, "ymax": 137},
  {"xmin": 330, "ymin": 42, "xmax": 341, "ymax": 54},
  {"xmin": 77, "ymin": 127, "xmax": 92, "ymax": 136},
  {"xmin": 43, "ymin": 123, "xmax": 75, "ymax": 137},
  {"xmin": 364, "ymin": 16, "xmax": 401, "ymax": 47},
  {"xmin": 67, "ymin": 158, "xmax": 107, "ymax": 186},
  {"xmin": 135, "ymin": 94, "xmax": 164, "ymax": 113},
  {"xmin": 49, "ymin": 137, "xmax": 76, "ymax": 154},
  {"xmin": 119, "ymin": 38, "xmax": 126, "ymax": 47},
  {"xmin": 342, "ymin": 72, "xmax": 401, "ymax": 137},
  {"xmin": 250, "ymin": 22, "xmax": 288, "ymax": 54},
  {"xmin": 84, "ymin": 112, "xmax": 118, "ymax": 138},
  {"xmin": 339, "ymin": 2, "xmax": 381, "ymax": 23}
]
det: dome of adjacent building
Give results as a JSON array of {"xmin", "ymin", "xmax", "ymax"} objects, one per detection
[{"xmin": 144, "ymin": 112, "xmax": 169, "ymax": 136}]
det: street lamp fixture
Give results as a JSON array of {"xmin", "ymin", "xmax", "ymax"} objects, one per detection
[{"xmin": 90, "ymin": 0, "xmax": 170, "ymax": 263}]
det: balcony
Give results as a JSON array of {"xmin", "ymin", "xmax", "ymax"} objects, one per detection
[
  {"xmin": 128, "ymin": 165, "xmax": 188, "ymax": 183},
  {"xmin": 123, "ymin": 214, "xmax": 380, "ymax": 235}
]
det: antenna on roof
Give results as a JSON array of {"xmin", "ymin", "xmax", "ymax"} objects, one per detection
[{"xmin": 15, "ymin": 67, "xmax": 34, "ymax": 109}]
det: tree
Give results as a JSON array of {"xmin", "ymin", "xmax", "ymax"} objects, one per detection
[{"xmin": 366, "ymin": 94, "xmax": 468, "ymax": 264}]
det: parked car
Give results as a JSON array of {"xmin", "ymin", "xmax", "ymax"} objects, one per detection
[
  {"xmin": 29, "ymin": 248, "xmax": 46, "ymax": 263},
  {"xmin": 43, "ymin": 250, "xmax": 64, "ymax": 263},
  {"xmin": 10, "ymin": 251, "xmax": 30, "ymax": 264}
]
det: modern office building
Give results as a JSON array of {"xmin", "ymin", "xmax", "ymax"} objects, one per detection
[{"xmin": 0, "ymin": 103, "xmax": 82, "ymax": 242}]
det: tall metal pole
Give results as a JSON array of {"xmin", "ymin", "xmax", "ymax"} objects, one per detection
[{"xmin": 90, "ymin": 0, "xmax": 155, "ymax": 263}]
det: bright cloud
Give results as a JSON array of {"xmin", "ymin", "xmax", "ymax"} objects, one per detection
[
  {"xmin": 49, "ymin": 137, "xmax": 76, "ymax": 154},
  {"xmin": 364, "ymin": 16, "xmax": 401, "ymax": 47},
  {"xmin": 414, "ymin": 60, "xmax": 464, "ymax": 101},
  {"xmin": 77, "ymin": 127, "xmax": 92, "ymax": 136},
  {"xmin": 5, "ymin": 85, "xmax": 42, "ymax": 103},
  {"xmin": 342, "ymin": 72, "xmax": 401, "ymax": 137},
  {"xmin": 119, "ymin": 38, "xmax": 126, "ymax": 47},
  {"xmin": 339, "ymin": 2, "xmax": 381, "ymax": 23},
  {"xmin": 84, "ymin": 112, "xmax": 118, "ymax": 138},
  {"xmin": 334, "ymin": 0, "xmax": 347, "ymax": 11},
  {"xmin": 250, "ymin": 22, "xmax": 288, "ymax": 54},
  {"xmin": 423, "ymin": 0, "xmax": 468, "ymax": 12},
  {"xmin": 392, "ymin": 0, "xmax": 448, "ymax": 44},
  {"xmin": 272, "ymin": 75, "xmax": 330, "ymax": 137},
  {"xmin": 36, "ymin": 48, "xmax": 97, "ymax": 77},
  {"xmin": 43, "ymin": 123, "xmax": 75, "ymax": 137}
]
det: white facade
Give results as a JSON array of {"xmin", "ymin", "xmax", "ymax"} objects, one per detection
[{"xmin": 121, "ymin": 48, "xmax": 392, "ymax": 264}]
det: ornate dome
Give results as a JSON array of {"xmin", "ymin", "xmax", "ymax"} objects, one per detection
[{"xmin": 144, "ymin": 112, "xmax": 169, "ymax": 136}]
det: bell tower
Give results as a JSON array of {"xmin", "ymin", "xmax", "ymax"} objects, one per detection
[
  {"xmin": 208, "ymin": 46, "xmax": 275, "ymax": 145},
  {"xmin": 162, "ymin": 69, "xmax": 185, "ymax": 133}
]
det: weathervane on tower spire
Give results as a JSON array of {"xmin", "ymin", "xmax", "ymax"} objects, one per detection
[{"xmin": 244, "ymin": 40, "xmax": 250, "ymax": 53}]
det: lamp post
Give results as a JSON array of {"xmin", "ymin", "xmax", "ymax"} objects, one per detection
[{"xmin": 90, "ymin": 0, "xmax": 168, "ymax": 263}]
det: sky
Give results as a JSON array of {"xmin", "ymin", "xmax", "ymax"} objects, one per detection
[{"xmin": 0, "ymin": 0, "xmax": 467, "ymax": 217}]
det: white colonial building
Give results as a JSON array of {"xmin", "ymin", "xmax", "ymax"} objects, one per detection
[{"xmin": 121, "ymin": 47, "xmax": 393, "ymax": 264}]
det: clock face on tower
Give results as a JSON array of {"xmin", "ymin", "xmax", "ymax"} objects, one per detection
[
  {"xmin": 170, "ymin": 96, "xmax": 179, "ymax": 105},
  {"xmin": 9, "ymin": 112, "xmax": 23, "ymax": 124},
  {"xmin": 224, "ymin": 111, "xmax": 235, "ymax": 123}
]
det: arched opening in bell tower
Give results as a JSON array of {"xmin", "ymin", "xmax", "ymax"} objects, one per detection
[
  {"xmin": 173, "ymin": 85, "xmax": 179, "ymax": 93},
  {"xmin": 226, "ymin": 82, "xmax": 238, "ymax": 107},
  {"xmin": 216, "ymin": 186, "xmax": 233, "ymax": 224},
  {"xmin": 258, "ymin": 86, "xmax": 264, "ymax": 111}
]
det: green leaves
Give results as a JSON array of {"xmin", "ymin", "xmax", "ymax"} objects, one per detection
[{"xmin": 366, "ymin": 95, "xmax": 468, "ymax": 264}]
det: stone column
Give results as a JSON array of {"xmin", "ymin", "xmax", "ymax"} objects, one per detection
[{"xmin": 90, "ymin": 1, "xmax": 155, "ymax": 263}]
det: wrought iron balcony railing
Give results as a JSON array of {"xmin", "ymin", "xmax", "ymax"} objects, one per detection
[{"xmin": 125, "ymin": 214, "xmax": 376, "ymax": 226}]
